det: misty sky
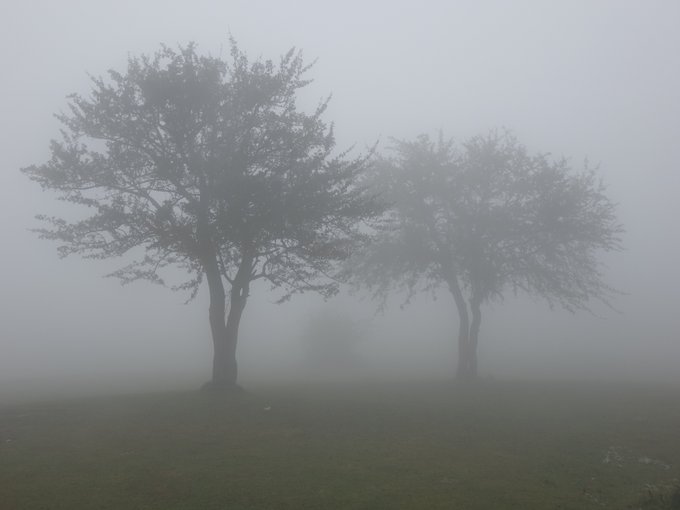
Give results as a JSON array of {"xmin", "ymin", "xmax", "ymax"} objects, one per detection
[{"xmin": 1, "ymin": 1, "xmax": 679, "ymax": 391}]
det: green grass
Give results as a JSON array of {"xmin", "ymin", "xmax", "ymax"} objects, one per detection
[{"xmin": 1, "ymin": 380, "xmax": 679, "ymax": 509}]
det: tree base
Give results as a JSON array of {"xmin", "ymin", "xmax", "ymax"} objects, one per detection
[
  {"xmin": 200, "ymin": 380, "xmax": 245, "ymax": 394},
  {"xmin": 455, "ymin": 371, "xmax": 479, "ymax": 385}
]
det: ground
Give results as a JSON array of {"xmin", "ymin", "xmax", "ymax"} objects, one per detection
[{"xmin": 1, "ymin": 380, "xmax": 679, "ymax": 509}]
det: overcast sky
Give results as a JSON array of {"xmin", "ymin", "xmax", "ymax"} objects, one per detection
[{"xmin": 1, "ymin": 1, "xmax": 679, "ymax": 395}]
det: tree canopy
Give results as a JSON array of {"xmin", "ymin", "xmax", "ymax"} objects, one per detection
[
  {"xmin": 23, "ymin": 42, "xmax": 381, "ymax": 389},
  {"xmin": 349, "ymin": 130, "xmax": 622, "ymax": 378}
]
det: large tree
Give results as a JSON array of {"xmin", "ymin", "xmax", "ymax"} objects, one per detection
[
  {"xmin": 23, "ymin": 42, "xmax": 379, "ymax": 391},
  {"xmin": 350, "ymin": 131, "xmax": 622, "ymax": 379}
]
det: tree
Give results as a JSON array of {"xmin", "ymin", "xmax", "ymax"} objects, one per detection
[
  {"xmin": 349, "ymin": 130, "xmax": 622, "ymax": 379},
  {"xmin": 23, "ymin": 42, "xmax": 380, "ymax": 391}
]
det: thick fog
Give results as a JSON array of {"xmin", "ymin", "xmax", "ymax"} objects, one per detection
[{"xmin": 1, "ymin": 0, "xmax": 679, "ymax": 400}]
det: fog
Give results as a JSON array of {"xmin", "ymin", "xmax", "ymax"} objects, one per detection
[{"xmin": 1, "ymin": 0, "xmax": 679, "ymax": 402}]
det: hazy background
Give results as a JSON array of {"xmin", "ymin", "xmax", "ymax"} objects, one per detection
[{"xmin": 1, "ymin": 0, "xmax": 679, "ymax": 401}]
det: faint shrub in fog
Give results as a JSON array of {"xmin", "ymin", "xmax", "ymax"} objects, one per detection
[{"xmin": 298, "ymin": 312, "xmax": 368, "ymax": 380}]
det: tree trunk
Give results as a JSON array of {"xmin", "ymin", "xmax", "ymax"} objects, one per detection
[
  {"xmin": 217, "ymin": 284, "xmax": 247, "ymax": 387},
  {"xmin": 195, "ymin": 200, "xmax": 250, "ymax": 392},
  {"xmin": 202, "ymin": 254, "xmax": 236, "ymax": 391},
  {"xmin": 468, "ymin": 294, "xmax": 482, "ymax": 379},
  {"xmin": 204, "ymin": 253, "xmax": 252, "ymax": 392},
  {"xmin": 447, "ymin": 277, "xmax": 473, "ymax": 380}
]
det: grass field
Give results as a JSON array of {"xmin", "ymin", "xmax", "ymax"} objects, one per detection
[{"xmin": 1, "ymin": 380, "xmax": 679, "ymax": 509}]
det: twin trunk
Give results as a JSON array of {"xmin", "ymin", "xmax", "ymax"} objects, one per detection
[
  {"xmin": 209, "ymin": 285, "xmax": 246, "ymax": 388},
  {"xmin": 203, "ymin": 250, "xmax": 250, "ymax": 391},
  {"xmin": 448, "ymin": 278, "xmax": 482, "ymax": 380}
]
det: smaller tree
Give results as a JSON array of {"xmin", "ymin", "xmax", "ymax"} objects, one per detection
[{"xmin": 349, "ymin": 130, "xmax": 622, "ymax": 379}]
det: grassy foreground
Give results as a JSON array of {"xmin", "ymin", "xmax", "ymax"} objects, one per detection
[{"xmin": 1, "ymin": 380, "xmax": 679, "ymax": 510}]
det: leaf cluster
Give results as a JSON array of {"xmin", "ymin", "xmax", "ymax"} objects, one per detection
[
  {"xmin": 23, "ymin": 42, "xmax": 381, "ymax": 300},
  {"xmin": 349, "ymin": 130, "xmax": 623, "ymax": 311}
]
